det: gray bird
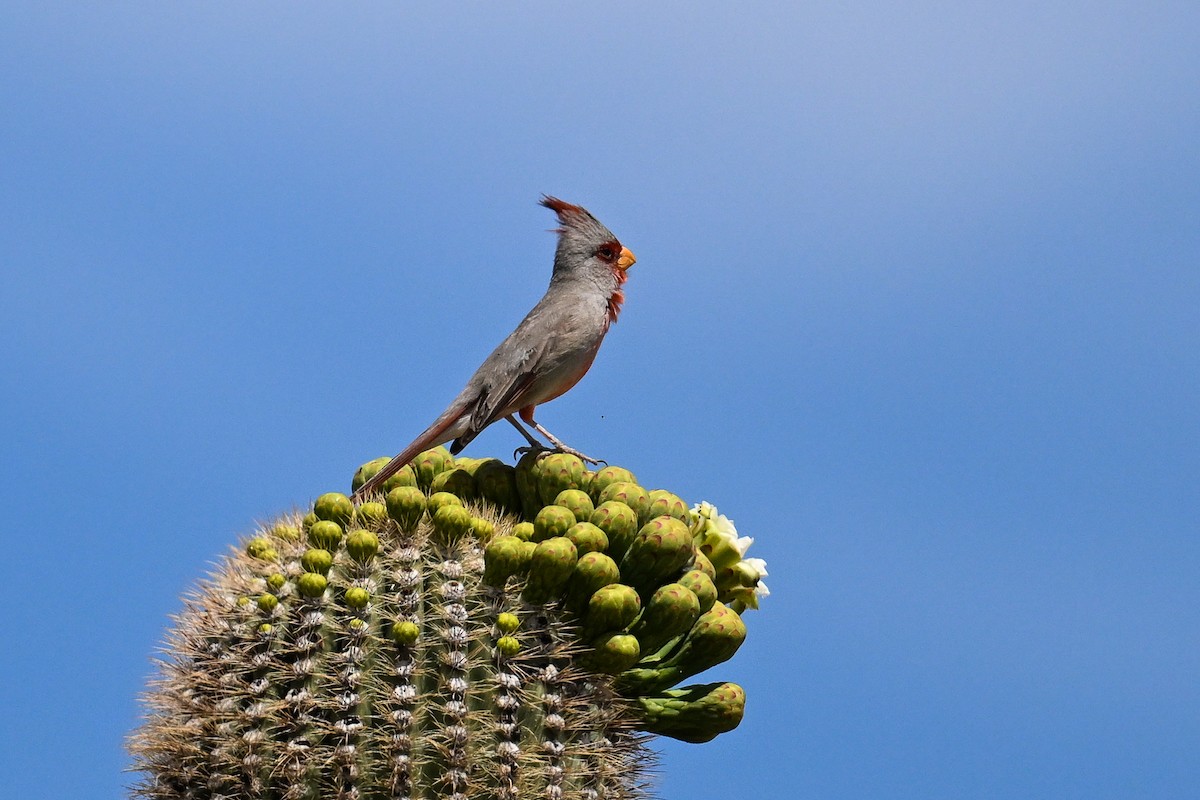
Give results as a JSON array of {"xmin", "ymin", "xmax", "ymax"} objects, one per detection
[{"xmin": 353, "ymin": 196, "xmax": 636, "ymax": 500}]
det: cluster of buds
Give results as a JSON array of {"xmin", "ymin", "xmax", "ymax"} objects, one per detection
[{"xmin": 131, "ymin": 447, "xmax": 766, "ymax": 800}]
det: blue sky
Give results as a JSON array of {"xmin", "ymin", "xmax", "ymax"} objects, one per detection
[{"xmin": 2, "ymin": 3, "xmax": 1197, "ymax": 798}]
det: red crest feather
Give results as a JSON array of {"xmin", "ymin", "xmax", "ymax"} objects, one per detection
[{"xmin": 539, "ymin": 195, "xmax": 586, "ymax": 217}]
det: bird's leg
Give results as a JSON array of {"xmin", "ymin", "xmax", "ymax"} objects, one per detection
[
  {"xmin": 523, "ymin": 415, "xmax": 607, "ymax": 466},
  {"xmin": 506, "ymin": 415, "xmax": 550, "ymax": 459}
]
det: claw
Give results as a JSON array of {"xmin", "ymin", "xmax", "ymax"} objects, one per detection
[
  {"xmin": 514, "ymin": 444, "xmax": 549, "ymax": 460},
  {"xmin": 553, "ymin": 444, "xmax": 606, "ymax": 466}
]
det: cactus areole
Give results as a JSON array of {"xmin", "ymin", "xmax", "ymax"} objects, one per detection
[{"xmin": 131, "ymin": 448, "xmax": 767, "ymax": 799}]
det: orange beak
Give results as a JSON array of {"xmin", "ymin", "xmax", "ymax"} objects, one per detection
[{"xmin": 617, "ymin": 247, "xmax": 636, "ymax": 271}]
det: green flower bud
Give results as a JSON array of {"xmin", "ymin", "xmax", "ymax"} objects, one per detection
[
  {"xmin": 691, "ymin": 549, "xmax": 716, "ymax": 579},
  {"xmin": 266, "ymin": 573, "xmax": 286, "ymax": 591},
  {"xmin": 645, "ymin": 489, "xmax": 689, "ymax": 524},
  {"xmin": 630, "ymin": 583, "xmax": 702, "ymax": 656},
  {"xmin": 313, "ymin": 492, "xmax": 355, "ymax": 526},
  {"xmin": 301, "ymin": 548, "xmax": 334, "ymax": 575},
  {"xmin": 411, "ymin": 446, "xmax": 453, "ymax": 489},
  {"xmin": 344, "ymin": 587, "xmax": 370, "ymax": 609},
  {"xmin": 269, "ymin": 522, "xmax": 301, "ymax": 541},
  {"xmin": 427, "ymin": 491, "xmax": 464, "ymax": 514},
  {"xmin": 585, "ymin": 633, "xmax": 641, "ymax": 674},
  {"xmin": 381, "ymin": 464, "xmax": 419, "ymax": 493},
  {"xmin": 521, "ymin": 537, "xmax": 579, "ymax": 605},
  {"xmin": 354, "ymin": 501, "xmax": 387, "ymax": 527},
  {"xmin": 564, "ymin": 521, "xmax": 608, "ymax": 555},
  {"xmin": 483, "ymin": 535, "xmax": 527, "ymax": 587},
  {"xmin": 619, "ymin": 602, "xmax": 747, "ymax": 694},
  {"xmin": 533, "ymin": 504, "xmax": 576, "ymax": 543},
  {"xmin": 470, "ymin": 517, "xmax": 495, "ymax": 540},
  {"xmin": 597, "ymin": 482, "xmax": 651, "ymax": 525},
  {"xmin": 296, "ymin": 572, "xmax": 328, "ymax": 599},
  {"xmin": 245, "ymin": 537, "xmax": 274, "ymax": 559},
  {"xmin": 512, "ymin": 521, "xmax": 535, "ymax": 541},
  {"xmin": 350, "ymin": 457, "xmax": 391, "ymax": 494},
  {"xmin": 257, "ymin": 593, "xmax": 279, "ymax": 613},
  {"xmin": 585, "ymin": 583, "xmax": 641, "ymax": 634},
  {"xmin": 236, "ymin": 596, "xmax": 252, "ymax": 608},
  {"xmin": 430, "ymin": 467, "xmax": 476, "ymax": 499},
  {"xmin": 307, "ymin": 520, "xmax": 343, "ymax": 550},
  {"xmin": 677, "ymin": 569, "xmax": 718, "ymax": 614},
  {"xmin": 514, "ymin": 449, "xmax": 547, "ymax": 519},
  {"xmin": 536, "ymin": 452, "xmax": 588, "ymax": 506},
  {"xmin": 635, "ymin": 682, "xmax": 746, "ymax": 743},
  {"xmin": 496, "ymin": 635, "xmax": 521, "ymax": 657},
  {"xmin": 391, "ymin": 620, "xmax": 419, "ymax": 645},
  {"xmin": 257, "ymin": 623, "xmax": 274, "ymax": 635},
  {"xmin": 619, "ymin": 517, "xmax": 696, "ymax": 596},
  {"xmin": 301, "ymin": 511, "xmax": 318, "ymax": 532},
  {"xmin": 589, "ymin": 466, "xmax": 638, "ymax": 501},
  {"xmin": 474, "ymin": 458, "xmax": 520, "ymax": 512},
  {"xmin": 589, "ymin": 501, "xmax": 641, "ymax": 561},
  {"xmin": 554, "ymin": 489, "xmax": 595, "ymax": 522},
  {"xmin": 566, "ymin": 552, "xmax": 622, "ymax": 614},
  {"xmin": 496, "ymin": 612, "xmax": 520, "ymax": 633},
  {"xmin": 345, "ymin": 529, "xmax": 379, "ymax": 562},
  {"xmin": 385, "ymin": 486, "xmax": 426, "ymax": 530},
  {"xmin": 432, "ymin": 503, "xmax": 473, "ymax": 541}
]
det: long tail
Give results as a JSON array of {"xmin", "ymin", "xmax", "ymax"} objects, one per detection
[{"xmin": 352, "ymin": 404, "xmax": 469, "ymax": 501}]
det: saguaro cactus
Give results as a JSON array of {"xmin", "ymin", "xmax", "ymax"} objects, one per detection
[{"xmin": 131, "ymin": 449, "xmax": 768, "ymax": 799}]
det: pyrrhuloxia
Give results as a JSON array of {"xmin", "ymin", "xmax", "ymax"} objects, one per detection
[{"xmin": 353, "ymin": 196, "xmax": 635, "ymax": 500}]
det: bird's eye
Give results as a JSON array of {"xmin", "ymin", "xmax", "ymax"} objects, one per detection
[{"xmin": 597, "ymin": 246, "xmax": 615, "ymax": 261}]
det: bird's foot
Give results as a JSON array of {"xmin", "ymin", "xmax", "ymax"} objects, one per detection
[
  {"xmin": 513, "ymin": 444, "xmax": 550, "ymax": 460},
  {"xmin": 552, "ymin": 444, "xmax": 607, "ymax": 467}
]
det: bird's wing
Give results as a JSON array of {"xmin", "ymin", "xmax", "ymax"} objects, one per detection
[{"xmin": 455, "ymin": 338, "xmax": 555, "ymax": 448}]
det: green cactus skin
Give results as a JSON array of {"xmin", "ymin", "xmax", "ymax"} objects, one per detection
[
  {"xmin": 554, "ymin": 489, "xmax": 595, "ymax": 522},
  {"xmin": 636, "ymin": 682, "xmax": 746, "ymax": 743},
  {"xmin": 132, "ymin": 453, "xmax": 760, "ymax": 800}
]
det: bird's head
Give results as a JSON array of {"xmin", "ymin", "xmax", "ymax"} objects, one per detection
[{"xmin": 540, "ymin": 196, "xmax": 636, "ymax": 285}]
